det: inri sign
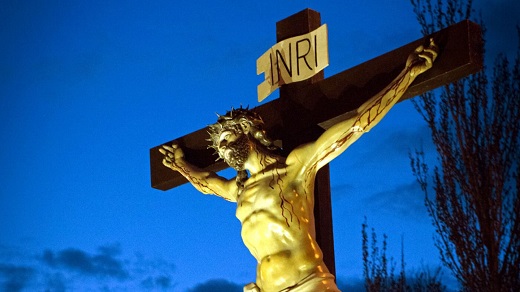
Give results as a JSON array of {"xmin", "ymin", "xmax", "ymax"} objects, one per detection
[{"xmin": 257, "ymin": 24, "xmax": 329, "ymax": 102}]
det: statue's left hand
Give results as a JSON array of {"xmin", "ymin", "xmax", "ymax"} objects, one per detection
[
  {"xmin": 407, "ymin": 38, "xmax": 438, "ymax": 77},
  {"xmin": 160, "ymin": 142, "xmax": 185, "ymax": 171}
]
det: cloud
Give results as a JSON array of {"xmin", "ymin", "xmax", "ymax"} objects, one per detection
[
  {"xmin": 331, "ymin": 182, "xmax": 356, "ymax": 202},
  {"xmin": 0, "ymin": 264, "xmax": 35, "ymax": 292},
  {"xmin": 140, "ymin": 275, "xmax": 174, "ymax": 290},
  {"xmin": 363, "ymin": 181, "xmax": 427, "ymax": 219},
  {"xmin": 41, "ymin": 245, "xmax": 129, "ymax": 279},
  {"xmin": 376, "ymin": 123, "xmax": 434, "ymax": 157},
  {"xmin": 0, "ymin": 243, "xmax": 177, "ymax": 290},
  {"xmin": 44, "ymin": 272, "xmax": 67, "ymax": 292},
  {"xmin": 188, "ymin": 279, "xmax": 243, "ymax": 292}
]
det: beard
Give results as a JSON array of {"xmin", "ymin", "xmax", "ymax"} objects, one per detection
[{"xmin": 221, "ymin": 134, "xmax": 250, "ymax": 171}]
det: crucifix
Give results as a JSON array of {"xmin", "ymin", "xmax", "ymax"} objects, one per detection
[{"xmin": 150, "ymin": 8, "xmax": 482, "ymax": 291}]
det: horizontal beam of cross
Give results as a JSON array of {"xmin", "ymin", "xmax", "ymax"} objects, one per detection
[{"xmin": 150, "ymin": 19, "xmax": 482, "ymax": 191}]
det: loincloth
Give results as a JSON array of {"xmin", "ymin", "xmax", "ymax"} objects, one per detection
[{"xmin": 244, "ymin": 272, "xmax": 341, "ymax": 292}]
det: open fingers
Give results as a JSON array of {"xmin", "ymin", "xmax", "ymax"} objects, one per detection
[
  {"xmin": 162, "ymin": 157, "xmax": 172, "ymax": 168},
  {"xmin": 162, "ymin": 145, "xmax": 175, "ymax": 152}
]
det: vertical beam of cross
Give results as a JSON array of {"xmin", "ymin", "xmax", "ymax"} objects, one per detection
[
  {"xmin": 149, "ymin": 9, "xmax": 484, "ymax": 280},
  {"xmin": 275, "ymin": 8, "xmax": 336, "ymax": 276}
]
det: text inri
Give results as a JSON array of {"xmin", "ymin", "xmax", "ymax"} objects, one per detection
[{"xmin": 257, "ymin": 24, "xmax": 329, "ymax": 102}]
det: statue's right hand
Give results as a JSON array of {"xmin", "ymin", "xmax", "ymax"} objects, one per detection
[{"xmin": 159, "ymin": 143, "xmax": 185, "ymax": 171}]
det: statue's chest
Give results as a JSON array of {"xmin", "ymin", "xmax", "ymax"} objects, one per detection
[{"xmin": 236, "ymin": 169, "xmax": 292, "ymax": 219}]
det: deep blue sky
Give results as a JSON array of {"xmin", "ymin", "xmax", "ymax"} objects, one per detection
[{"xmin": 1, "ymin": 0, "xmax": 518, "ymax": 291}]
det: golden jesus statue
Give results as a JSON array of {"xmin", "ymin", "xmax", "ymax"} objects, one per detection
[{"xmin": 160, "ymin": 39, "xmax": 437, "ymax": 292}]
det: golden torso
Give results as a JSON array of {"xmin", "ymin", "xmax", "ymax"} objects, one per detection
[
  {"xmin": 161, "ymin": 42, "xmax": 437, "ymax": 291},
  {"xmin": 235, "ymin": 161, "xmax": 329, "ymax": 291}
]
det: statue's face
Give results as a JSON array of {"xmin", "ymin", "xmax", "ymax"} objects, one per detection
[{"xmin": 217, "ymin": 129, "xmax": 250, "ymax": 171}]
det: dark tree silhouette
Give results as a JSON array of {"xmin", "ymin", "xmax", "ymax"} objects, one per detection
[
  {"xmin": 409, "ymin": 0, "xmax": 520, "ymax": 291},
  {"xmin": 362, "ymin": 219, "xmax": 446, "ymax": 292}
]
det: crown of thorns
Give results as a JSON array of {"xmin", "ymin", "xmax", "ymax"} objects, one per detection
[{"xmin": 207, "ymin": 106, "xmax": 274, "ymax": 158}]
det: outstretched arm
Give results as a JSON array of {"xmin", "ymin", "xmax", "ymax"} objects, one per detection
[
  {"xmin": 290, "ymin": 39, "xmax": 438, "ymax": 171},
  {"xmin": 355, "ymin": 38, "xmax": 438, "ymax": 128},
  {"xmin": 160, "ymin": 143, "xmax": 238, "ymax": 202}
]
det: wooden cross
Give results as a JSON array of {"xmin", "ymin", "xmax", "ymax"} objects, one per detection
[{"xmin": 149, "ymin": 9, "xmax": 482, "ymax": 275}]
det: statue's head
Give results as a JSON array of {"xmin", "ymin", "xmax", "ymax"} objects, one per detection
[{"xmin": 208, "ymin": 107, "xmax": 276, "ymax": 171}]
